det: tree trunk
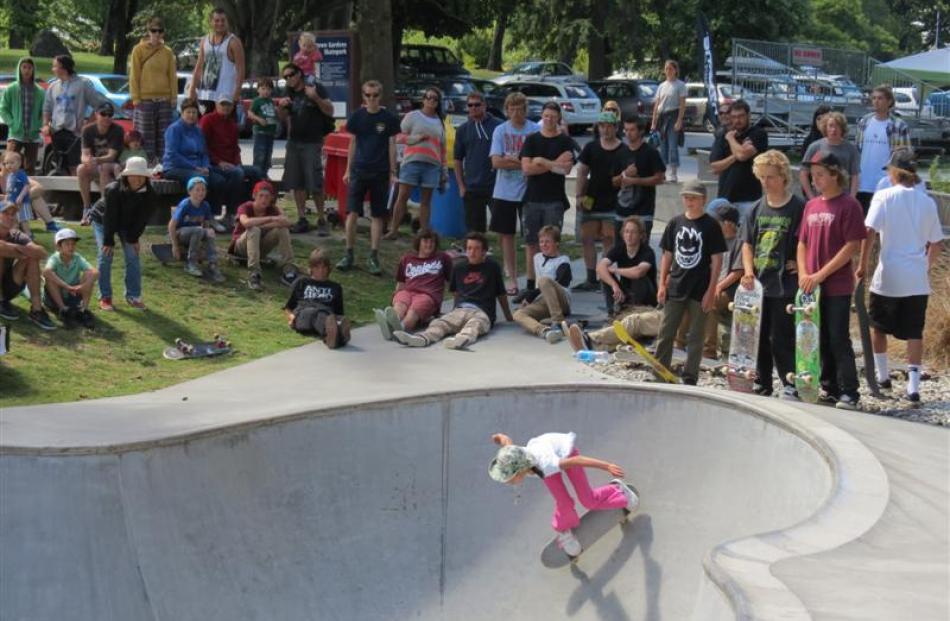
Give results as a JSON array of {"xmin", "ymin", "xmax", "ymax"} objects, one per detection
[
  {"xmin": 358, "ymin": 0, "xmax": 396, "ymax": 106},
  {"xmin": 99, "ymin": 0, "xmax": 123, "ymax": 56},
  {"xmin": 8, "ymin": 0, "xmax": 38, "ymax": 50},
  {"xmin": 487, "ymin": 14, "xmax": 507, "ymax": 71},
  {"xmin": 587, "ymin": 0, "xmax": 608, "ymax": 80},
  {"xmin": 112, "ymin": 0, "xmax": 138, "ymax": 73}
]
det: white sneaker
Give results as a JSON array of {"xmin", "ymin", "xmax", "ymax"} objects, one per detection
[
  {"xmin": 393, "ymin": 331, "xmax": 428, "ymax": 347},
  {"xmin": 611, "ymin": 478, "xmax": 640, "ymax": 513},
  {"xmin": 374, "ymin": 309, "xmax": 393, "ymax": 340},
  {"xmin": 444, "ymin": 334, "xmax": 472, "ymax": 350},
  {"xmin": 542, "ymin": 327, "xmax": 563, "ymax": 344},
  {"xmin": 556, "ymin": 529, "xmax": 582, "ymax": 556}
]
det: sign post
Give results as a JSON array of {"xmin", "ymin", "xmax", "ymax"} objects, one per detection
[{"xmin": 288, "ymin": 31, "xmax": 360, "ymax": 118}]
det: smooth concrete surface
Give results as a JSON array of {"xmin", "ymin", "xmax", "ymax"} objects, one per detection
[
  {"xmin": 1, "ymin": 384, "xmax": 891, "ymax": 621},
  {"xmin": 1, "ymin": 314, "xmax": 947, "ymax": 620}
]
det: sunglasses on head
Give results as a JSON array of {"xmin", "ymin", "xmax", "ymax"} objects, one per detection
[{"xmin": 149, "ymin": 28, "xmax": 164, "ymax": 33}]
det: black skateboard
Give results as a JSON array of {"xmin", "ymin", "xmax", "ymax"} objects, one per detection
[
  {"xmin": 163, "ymin": 335, "xmax": 232, "ymax": 360},
  {"xmin": 853, "ymin": 278, "xmax": 883, "ymax": 397},
  {"xmin": 151, "ymin": 243, "xmax": 175, "ymax": 265}
]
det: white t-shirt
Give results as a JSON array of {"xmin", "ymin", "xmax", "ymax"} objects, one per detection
[
  {"xmin": 525, "ymin": 432, "xmax": 576, "ymax": 477},
  {"xmin": 490, "ymin": 119, "xmax": 540, "ymax": 201},
  {"xmin": 532, "ymin": 253, "xmax": 572, "ymax": 303},
  {"xmin": 865, "ymin": 185, "xmax": 944, "ymax": 297},
  {"xmin": 655, "ymin": 79, "xmax": 686, "ymax": 114},
  {"xmin": 874, "ymin": 175, "xmax": 926, "ymax": 193},
  {"xmin": 858, "ymin": 118, "xmax": 891, "ymax": 193}
]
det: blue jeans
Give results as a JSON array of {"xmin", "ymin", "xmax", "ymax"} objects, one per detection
[
  {"xmin": 92, "ymin": 220, "xmax": 142, "ymax": 300},
  {"xmin": 658, "ymin": 112, "xmax": 680, "ymax": 167},
  {"xmin": 253, "ymin": 133, "xmax": 275, "ymax": 176}
]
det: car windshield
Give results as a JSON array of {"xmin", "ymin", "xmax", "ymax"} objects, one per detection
[
  {"xmin": 443, "ymin": 81, "xmax": 475, "ymax": 96},
  {"xmin": 99, "ymin": 77, "xmax": 129, "ymax": 93},
  {"xmin": 510, "ymin": 62, "xmax": 543, "ymax": 75},
  {"xmin": 564, "ymin": 84, "xmax": 598, "ymax": 99},
  {"xmin": 638, "ymin": 82, "xmax": 658, "ymax": 97}
]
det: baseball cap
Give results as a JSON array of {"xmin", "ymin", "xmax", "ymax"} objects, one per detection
[
  {"xmin": 802, "ymin": 150, "xmax": 843, "ymax": 170},
  {"xmin": 97, "ymin": 102, "xmax": 114, "ymax": 115},
  {"xmin": 488, "ymin": 445, "xmax": 537, "ymax": 483},
  {"xmin": 186, "ymin": 176, "xmax": 207, "ymax": 191},
  {"xmin": 883, "ymin": 147, "xmax": 917, "ymax": 172},
  {"xmin": 597, "ymin": 111, "xmax": 618, "ymax": 124},
  {"xmin": 55, "ymin": 228, "xmax": 80, "ymax": 244},
  {"xmin": 679, "ymin": 179, "xmax": 707, "ymax": 197},
  {"xmin": 216, "ymin": 94, "xmax": 234, "ymax": 104},
  {"xmin": 710, "ymin": 201, "xmax": 739, "ymax": 224},
  {"xmin": 252, "ymin": 180, "xmax": 275, "ymax": 195}
]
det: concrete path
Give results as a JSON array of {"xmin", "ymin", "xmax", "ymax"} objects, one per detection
[{"xmin": 1, "ymin": 311, "xmax": 947, "ymax": 620}]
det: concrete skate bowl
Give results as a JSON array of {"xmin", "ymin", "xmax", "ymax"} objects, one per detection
[{"xmin": 0, "ymin": 384, "xmax": 888, "ymax": 621}]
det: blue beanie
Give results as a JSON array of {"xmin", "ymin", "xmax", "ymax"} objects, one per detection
[{"xmin": 186, "ymin": 176, "xmax": 207, "ymax": 191}]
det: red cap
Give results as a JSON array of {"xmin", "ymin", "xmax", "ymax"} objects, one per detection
[{"xmin": 252, "ymin": 180, "xmax": 275, "ymax": 196}]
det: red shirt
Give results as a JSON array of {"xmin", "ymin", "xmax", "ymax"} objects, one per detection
[
  {"xmin": 798, "ymin": 193, "xmax": 866, "ymax": 296},
  {"xmin": 199, "ymin": 111, "xmax": 240, "ymax": 166},
  {"xmin": 231, "ymin": 201, "xmax": 281, "ymax": 241},
  {"xmin": 396, "ymin": 251, "xmax": 453, "ymax": 305}
]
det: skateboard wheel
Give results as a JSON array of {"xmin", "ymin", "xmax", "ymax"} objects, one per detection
[
  {"xmin": 727, "ymin": 302, "xmax": 735, "ymax": 312},
  {"xmin": 804, "ymin": 303, "xmax": 816, "ymax": 314},
  {"xmin": 175, "ymin": 338, "xmax": 183, "ymax": 345},
  {"xmin": 213, "ymin": 333, "xmax": 220, "ymax": 340},
  {"xmin": 786, "ymin": 372, "xmax": 796, "ymax": 383},
  {"xmin": 786, "ymin": 304, "xmax": 794, "ymax": 314}
]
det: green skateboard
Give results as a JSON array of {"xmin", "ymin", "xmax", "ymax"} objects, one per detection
[{"xmin": 787, "ymin": 286, "xmax": 821, "ymax": 403}]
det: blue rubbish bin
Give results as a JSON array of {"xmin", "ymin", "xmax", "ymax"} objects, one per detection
[{"xmin": 430, "ymin": 173, "xmax": 466, "ymax": 239}]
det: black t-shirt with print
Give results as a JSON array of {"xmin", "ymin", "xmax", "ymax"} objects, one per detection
[
  {"xmin": 743, "ymin": 194, "xmax": 805, "ymax": 298},
  {"xmin": 604, "ymin": 243, "xmax": 658, "ymax": 306},
  {"xmin": 449, "ymin": 257, "xmax": 505, "ymax": 324},
  {"xmin": 284, "ymin": 277, "xmax": 344, "ymax": 315},
  {"xmin": 520, "ymin": 132, "xmax": 575, "ymax": 204},
  {"xmin": 578, "ymin": 140, "xmax": 626, "ymax": 212},
  {"xmin": 709, "ymin": 125, "xmax": 768, "ymax": 202},
  {"xmin": 347, "ymin": 107, "xmax": 401, "ymax": 172},
  {"xmin": 660, "ymin": 213, "xmax": 727, "ymax": 301},
  {"xmin": 615, "ymin": 142, "xmax": 666, "ymax": 218},
  {"xmin": 284, "ymin": 82, "xmax": 332, "ymax": 144}
]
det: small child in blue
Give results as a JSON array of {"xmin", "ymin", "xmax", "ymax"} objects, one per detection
[
  {"xmin": 489, "ymin": 432, "xmax": 640, "ymax": 556},
  {"xmin": 168, "ymin": 177, "xmax": 224, "ymax": 282},
  {"xmin": 2, "ymin": 151, "xmax": 32, "ymax": 238}
]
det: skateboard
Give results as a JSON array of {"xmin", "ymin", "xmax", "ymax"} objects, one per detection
[
  {"xmin": 151, "ymin": 243, "xmax": 175, "ymax": 265},
  {"xmin": 163, "ymin": 335, "xmax": 232, "ymax": 360},
  {"xmin": 853, "ymin": 278, "xmax": 883, "ymax": 397},
  {"xmin": 726, "ymin": 279, "xmax": 763, "ymax": 393},
  {"xmin": 540, "ymin": 481, "xmax": 639, "ymax": 568},
  {"xmin": 0, "ymin": 324, "xmax": 8, "ymax": 356},
  {"xmin": 787, "ymin": 286, "xmax": 821, "ymax": 403},
  {"xmin": 612, "ymin": 321, "xmax": 679, "ymax": 384}
]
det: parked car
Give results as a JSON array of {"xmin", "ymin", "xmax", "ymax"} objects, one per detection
[
  {"xmin": 80, "ymin": 73, "xmax": 132, "ymax": 110},
  {"xmin": 894, "ymin": 87, "xmax": 935, "ymax": 119},
  {"xmin": 399, "ymin": 44, "xmax": 469, "ymax": 79},
  {"xmin": 926, "ymin": 90, "xmax": 950, "ymax": 117},
  {"xmin": 483, "ymin": 84, "xmax": 545, "ymax": 121},
  {"xmin": 491, "ymin": 80, "xmax": 601, "ymax": 133},
  {"xmin": 392, "ymin": 76, "xmax": 482, "ymax": 126},
  {"xmin": 493, "ymin": 61, "xmax": 584, "ymax": 85},
  {"xmin": 587, "ymin": 79, "xmax": 658, "ymax": 120},
  {"xmin": 685, "ymin": 82, "xmax": 755, "ymax": 132}
]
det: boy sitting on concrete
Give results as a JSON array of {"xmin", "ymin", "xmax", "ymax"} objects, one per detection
[{"xmin": 284, "ymin": 247, "xmax": 351, "ymax": 349}]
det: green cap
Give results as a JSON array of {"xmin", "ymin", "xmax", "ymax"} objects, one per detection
[
  {"xmin": 488, "ymin": 445, "xmax": 536, "ymax": 483},
  {"xmin": 597, "ymin": 111, "xmax": 618, "ymax": 124}
]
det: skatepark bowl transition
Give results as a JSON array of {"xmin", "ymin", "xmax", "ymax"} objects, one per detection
[{"xmin": 3, "ymin": 379, "xmax": 918, "ymax": 621}]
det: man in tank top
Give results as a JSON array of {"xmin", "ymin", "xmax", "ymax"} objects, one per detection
[{"xmin": 188, "ymin": 7, "xmax": 245, "ymax": 115}]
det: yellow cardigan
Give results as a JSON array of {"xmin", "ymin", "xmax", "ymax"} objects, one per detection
[{"xmin": 129, "ymin": 41, "xmax": 177, "ymax": 104}]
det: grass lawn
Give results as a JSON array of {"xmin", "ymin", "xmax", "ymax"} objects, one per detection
[
  {"xmin": 0, "ymin": 49, "xmax": 117, "ymax": 79},
  {"xmin": 0, "ymin": 199, "xmax": 578, "ymax": 407}
]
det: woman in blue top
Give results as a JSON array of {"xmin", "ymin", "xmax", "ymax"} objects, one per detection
[{"xmin": 162, "ymin": 98, "xmax": 230, "ymax": 221}]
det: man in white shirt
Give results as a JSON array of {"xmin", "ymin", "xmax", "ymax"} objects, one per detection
[
  {"xmin": 855, "ymin": 85, "xmax": 909, "ymax": 214},
  {"xmin": 858, "ymin": 149, "xmax": 943, "ymax": 403}
]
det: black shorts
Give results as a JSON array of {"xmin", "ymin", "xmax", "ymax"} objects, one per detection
[
  {"xmin": 868, "ymin": 292, "xmax": 928, "ymax": 340},
  {"xmin": 489, "ymin": 198, "xmax": 521, "ymax": 235},
  {"xmin": 1, "ymin": 258, "xmax": 26, "ymax": 301},
  {"xmin": 346, "ymin": 170, "xmax": 390, "ymax": 218}
]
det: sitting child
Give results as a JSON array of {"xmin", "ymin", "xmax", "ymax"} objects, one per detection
[
  {"xmin": 168, "ymin": 176, "xmax": 225, "ymax": 282},
  {"xmin": 284, "ymin": 247, "xmax": 351, "ymax": 349},
  {"xmin": 512, "ymin": 225, "xmax": 572, "ymax": 343},
  {"xmin": 2, "ymin": 151, "xmax": 32, "ymax": 238},
  {"xmin": 293, "ymin": 32, "xmax": 324, "ymax": 83},
  {"xmin": 119, "ymin": 130, "xmax": 148, "ymax": 170},
  {"xmin": 42, "ymin": 228, "xmax": 97, "ymax": 328}
]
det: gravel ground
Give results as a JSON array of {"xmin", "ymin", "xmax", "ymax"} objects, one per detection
[{"xmin": 590, "ymin": 355, "xmax": 950, "ymax": 427}]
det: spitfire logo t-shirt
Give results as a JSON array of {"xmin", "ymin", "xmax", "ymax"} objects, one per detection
[{"xmin": 660, "ymin": 213, "xmax": 726, "ymax": 301}]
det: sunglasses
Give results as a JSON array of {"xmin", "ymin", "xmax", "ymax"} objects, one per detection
[
  {"xmin": 149, "ymin": 28, "xmax": 164, "ymax": 33},
  {"xmin": 423, "ymin": 94, "xmax": 439, "ymax": 101},
  {"xmin": 467, "ymin": 102, "xmax": 483, "ymax": 107},
  {"xmin": 282, "ymin": 72, "xmax": 299, "ymax": 79},
  {"xmin": 99, "ymin": 111, "xmax": 113, "ymax": 117},
  {"xmin": 363, "ymin": 92, "xmax": 380, "ymax": 98}
]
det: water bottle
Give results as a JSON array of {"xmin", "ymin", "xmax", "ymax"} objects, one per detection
[{"xmin": 574, "ymin": 350, "xmax": 609, "ymax": 363}]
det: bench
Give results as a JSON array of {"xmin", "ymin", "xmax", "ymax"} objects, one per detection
[{"xmin": 32, "ymin": 176, "xmax": 185, "ymax": 225}]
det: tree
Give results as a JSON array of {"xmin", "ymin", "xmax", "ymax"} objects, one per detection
[{"xmin": 6, "ymin": 0, "xmax": 41, "ymax": 49}]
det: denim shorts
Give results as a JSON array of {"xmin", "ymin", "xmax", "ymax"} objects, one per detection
[{"xmin": 399, "ymin": 160, "xmax": 440, "ymax": 189}]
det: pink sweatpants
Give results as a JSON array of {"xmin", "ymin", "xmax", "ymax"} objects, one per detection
[{"xmin": 543, "ymin": 448, "xmax": 628, "ymax": 532}]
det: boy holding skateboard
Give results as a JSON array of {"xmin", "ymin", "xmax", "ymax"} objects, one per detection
[
  {"xmin": 858, "ymin": 149, "xmax": 943, "ymax": 402},
  {"xmin": 653, "ymin": 180, "xmax": 726, "ymax": 385},
  {"xmin": 284, "ymin": 247, "xmax": 351, "ymax": 349},
  {"xmin": 488, "ymin": 432, "xmax": 639, "ymax": 558},
  {"xmin": 797, "ymin": 152, "xmax": 866, "ymax": 409},
  {"xmin": 742, "ymin": 150, "xmax": 805, "ymax": 398}
]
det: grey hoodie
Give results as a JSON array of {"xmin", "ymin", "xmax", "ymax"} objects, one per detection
[{"xmin": 42, "ymin": 74, "xmax": 109, "ymax": 135}]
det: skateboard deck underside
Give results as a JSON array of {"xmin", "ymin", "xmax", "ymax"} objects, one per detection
[{"xmin": 727, "ymin": 281, "xmax": 763, "ymax": 393}]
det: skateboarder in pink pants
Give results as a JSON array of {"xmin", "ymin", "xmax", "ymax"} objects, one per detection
[{"xmin": 488, "ymin": 432, "xmax": 639, "ymax": 556}]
